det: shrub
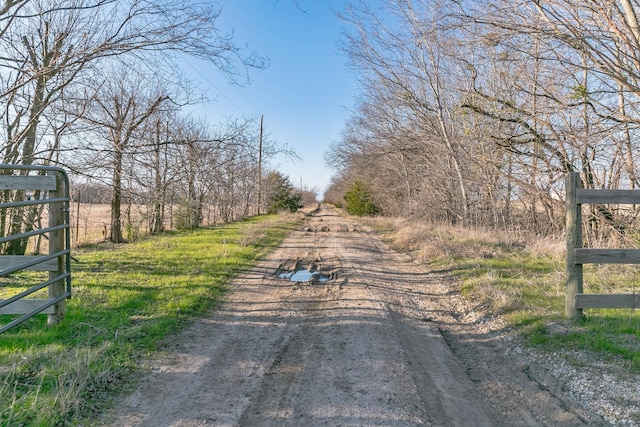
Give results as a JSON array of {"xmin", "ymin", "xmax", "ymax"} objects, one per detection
[
  {"xmin": 344, "ymin": 181, "xmax": 380, "ymax": 216},
  {"xmin": 265, "ymin": 172, "xmax": 302, "ymax": 214}
]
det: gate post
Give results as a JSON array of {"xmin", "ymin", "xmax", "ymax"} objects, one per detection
[
  {"xmin": 48, "ymin": 170, "xmax": 65, "ymax": 325},
  {"xmin": 565, "ymin": 172, "xmax": 583, "ymax": 320}
]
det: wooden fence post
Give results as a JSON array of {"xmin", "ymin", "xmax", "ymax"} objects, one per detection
[
  {"xmin": 48, "ymin": 170, "xmax": 65, "ymax": 325},
  {"xmin": 566, "ymin": 172, "xmax": 583, "ymax": 320}
]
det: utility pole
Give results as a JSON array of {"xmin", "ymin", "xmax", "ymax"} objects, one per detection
[{"xmin": 257, "ymin": 114, "xmax": 263, "ymax": 215}]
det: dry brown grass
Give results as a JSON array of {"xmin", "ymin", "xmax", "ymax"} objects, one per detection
[
  {"xmin": 522, "ymin": 234, "xmax": 565, "ymax": 259},
  {"xmin": 29, "ymin": 203, "xmax": 141, "ymax": 250},
  {"xmin": 71, "ymin": 203, "xmax": 113, "ymax": 245},
  {"xmin": 383, "ymin": 218, "xmax": 565, "ymax": 263},
  {"xmin": 70, "ymin": 203, "xmax": 207, "ymax": 246},
  {"xmin": 367, "ymin": 217, "xmax": 568, "ymax": 320}
]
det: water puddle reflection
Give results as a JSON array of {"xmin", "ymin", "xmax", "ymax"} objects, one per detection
[{"xmin": 279, "ymin": 270, "xmax": 329, "ymax": 283}]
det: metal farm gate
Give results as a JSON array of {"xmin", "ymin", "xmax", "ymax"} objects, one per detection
[{"xmin": 0, "ymin": 165, "xmax": 71, "ymax": 334}]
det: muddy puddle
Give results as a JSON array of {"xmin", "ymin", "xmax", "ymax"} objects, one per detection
[
  {"xmin": 279, "ymin": 270, "xmax": 329, "ymax": 283},
  {"xmin": 276, "ymin": 258, "xmax": 337, "ymax": 284}
]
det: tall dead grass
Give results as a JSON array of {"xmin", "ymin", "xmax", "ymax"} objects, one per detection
[
  {"xmin": 371, "ymin": 217, "xmax": 569, "ymax": 320},
  {"xmin": 384, "ymin": 218, "xmax": 566, "ymax": 263}
]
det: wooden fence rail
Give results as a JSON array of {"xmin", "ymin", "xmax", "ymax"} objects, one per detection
[{"xmin": 566, "ymin": 172, "xmax": 640, "ymax": 320}]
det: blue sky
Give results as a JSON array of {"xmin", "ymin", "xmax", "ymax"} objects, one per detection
[{"xmin": 181, "ymin": 0, "xmax": 359, "ymax": 196}]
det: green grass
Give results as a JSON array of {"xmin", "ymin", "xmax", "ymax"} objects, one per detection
[
  {"xmin": 0, "ymin": 214, "xmax": 300, "ymax": 426},
  {"xmin": 383, "ymin": 223, "xmax": 640, "ymax": 372},
  {"xmin": 461, "ymin": 255, "xmax": 640, "ymax": 371}
]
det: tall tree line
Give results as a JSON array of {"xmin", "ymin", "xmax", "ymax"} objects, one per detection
[
  {"xmin": 0, "ymin": 0, "xmax": 284, "ymax": 250},
  {"xmin": 328, "ymin": 0, "xmax": 640, "ymax": 238}
]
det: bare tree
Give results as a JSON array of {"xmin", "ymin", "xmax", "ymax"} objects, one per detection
[
  {"xmin": 336, "ymin": 0, "xmax": 479, "ymax": 224},
  {"xmin": 460, "ymin": 0, "xmax": 640, "ymax": 235},
  {"xmin": 329, "ymin": 0, "xmax": 640, "ymax": 237},
  {"xmin": 0, "ymin": 0, "xmax": 266, "ymax": 250},
  {"xmin": 73, "ymin": 71, "xmax": 168, "ymax": 242},
  {"xmin": 169, "ymin": 117, "xmax": 276, "ymax": 228},
  {"xmin": 0, "ymin": 0, "xmax": 264, "ymax": 167},
  {"xmin": 135, "ymin": 111, "xmax": 182, "ymax": 234}
]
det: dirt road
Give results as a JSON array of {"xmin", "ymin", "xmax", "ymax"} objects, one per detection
[{"xmin": 104, "ymin": 206, "xmax": 594, "ymax": 426}]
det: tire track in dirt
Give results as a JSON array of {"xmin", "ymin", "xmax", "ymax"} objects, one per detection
[{"xmin": 328, "ymin": 215, "xmax": 495, "ymax": 426}]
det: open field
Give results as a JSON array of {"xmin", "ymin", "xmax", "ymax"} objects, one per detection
[
  {"xmin": 18, "ymin": 203, "xmax": 177, "ymax": 253},
  {"xmin": 68, "ymin": 202, "xmax": 251, "ymax": 247},
  {"xmin": 70, "ymin": 203, "xmax": 225, "ymax": 247}
]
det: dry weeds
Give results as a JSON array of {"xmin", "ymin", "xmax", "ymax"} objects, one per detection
[
  {"xmin": 368, "ymin": 217, "xmax": 570, "ymax": 321},
  {"xmin": 385, "ymin": 218, "xmax": 544, "ymax": 262}
]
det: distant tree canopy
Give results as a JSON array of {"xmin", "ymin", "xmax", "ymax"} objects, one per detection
[{"xmin": 265, "ymin": 172, "xmax": 302, "ymax": 214}]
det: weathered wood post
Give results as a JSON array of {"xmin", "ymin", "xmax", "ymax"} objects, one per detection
[
  {"xmin": 48, "ymin": 170, "xmax": 65, "ymax": 325},
  {"xmin": 565, "ymin": 172, "xmax": 583, "ymax": 320}
]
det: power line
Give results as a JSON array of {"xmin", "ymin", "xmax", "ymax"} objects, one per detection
[{"xmin": 178, "ymin": 53, "xmax": 260, "ymax": 117}]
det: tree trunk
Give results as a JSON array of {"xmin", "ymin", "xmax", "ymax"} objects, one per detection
[
  {"xmin": 150, "ymin": 123, "xmax": 165, "ymax": 233},
  {"xmin": 110, "ymin": 145, "xmax": 125, "ymax": 243}
]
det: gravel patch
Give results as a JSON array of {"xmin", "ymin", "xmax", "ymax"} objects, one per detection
[{"xmin": 526, "ymin": 346, "xmax": 640, "ymax": 426}]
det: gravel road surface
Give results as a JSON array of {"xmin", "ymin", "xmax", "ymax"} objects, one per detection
[{"xmin": 103, "ymin": 206, "xmax": 613, "ymax": 426}]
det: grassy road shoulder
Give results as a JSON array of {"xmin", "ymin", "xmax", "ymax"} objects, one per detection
[
  {"xmin": 0, "ymin": 213, "xmax": 302, "ymax": 426},
  {"xmin": 368, "ymin": 218, "xmax": 640, "ymax": 372}
]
